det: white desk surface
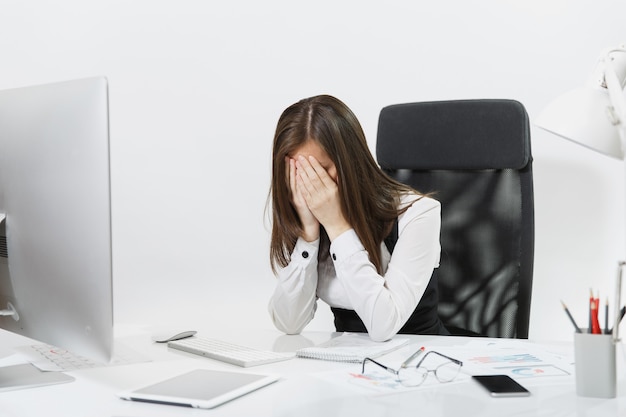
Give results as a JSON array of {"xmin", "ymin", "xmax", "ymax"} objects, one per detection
[{"xmin": 0, "ymin": 325, "xmax": 624, "ymax": 417}]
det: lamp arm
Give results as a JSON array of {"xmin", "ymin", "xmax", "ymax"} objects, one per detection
[{"xmin": 602, "ymin": 48, "xmax": 626, "ymax": 153}]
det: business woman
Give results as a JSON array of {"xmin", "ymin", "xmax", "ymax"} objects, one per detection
[{"xmin": 267, "ymin": 95, "xmax": 448, "ymax": 341}]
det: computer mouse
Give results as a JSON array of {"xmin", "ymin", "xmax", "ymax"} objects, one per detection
[{"xmin": 151, "ymin": 330, "xmax": 197, "ymax": 343}]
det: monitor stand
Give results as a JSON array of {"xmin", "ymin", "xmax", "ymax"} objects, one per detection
[{"xmin": 0, "ymin": 363, "xmax": 74, "ymax": 392}]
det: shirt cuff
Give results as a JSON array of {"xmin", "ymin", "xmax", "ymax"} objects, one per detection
[
  {"xmin": 329, "ymin": 229, "xmax": 364, "ymax": 264},
  {"xmin": 291, "ymin": 237, "xmax": 320, "ymax": 264}
]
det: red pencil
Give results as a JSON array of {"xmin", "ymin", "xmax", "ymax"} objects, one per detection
[{"xmin": 591, "ymin": 297, "xmax": 602, "ymax": 334}]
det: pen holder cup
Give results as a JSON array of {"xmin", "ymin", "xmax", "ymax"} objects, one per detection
[{"xmin": 574, "ymin": 332, "xmax": 616, "ymax": 398}]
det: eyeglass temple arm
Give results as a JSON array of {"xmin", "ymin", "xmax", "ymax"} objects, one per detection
[
  {"xmin": 361, "ymin": 357, "xmax": 397, "ymax": 376},
  {"xmin": 414, "ymin": 351, "xmax": 463, "ymax": 369}
]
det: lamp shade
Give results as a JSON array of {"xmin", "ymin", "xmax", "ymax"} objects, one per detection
[
  {"xmin": 536, "ymin": 84, "xmax": 624, "ymax": 159},
  {"xmin": 536, "ymin": 45, "xmax": 626, "ymax": 161}
]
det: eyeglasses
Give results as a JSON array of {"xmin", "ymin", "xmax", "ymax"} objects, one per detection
[{"xmin": 361, "ymin": 349, "xmax": 463, "ymax": 387}]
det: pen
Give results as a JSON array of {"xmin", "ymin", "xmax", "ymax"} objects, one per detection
[
  {"xmin": 604, "ymin": 297, "xmax": 609, "ymax": 335},
  {"xmin": 560, "ymin": 300, "xmax": 582, "ymax": 333},
  {"xmin": 610, "ymin": 306, "xmax": 626, "ymax": 334},
  {"xmin": 587, "ymin": 288, "xmax": 593, "ymax": 333},
  {"xmin": 614, "ymin": 262, "xmax": 624, "ymax": 342},
  {"xmin": 400, "ymin": 346, "xmax": 425, "ymax": 368}
]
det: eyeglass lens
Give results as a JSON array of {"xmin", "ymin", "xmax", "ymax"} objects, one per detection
[{"xmin": 397, "ymin": 361, "xmax": 461, "ymax": 387}]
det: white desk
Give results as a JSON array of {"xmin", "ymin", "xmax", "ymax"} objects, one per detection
[{"xmin": 0, "ymin": 326, "xmax": 624, "ymax": 417}]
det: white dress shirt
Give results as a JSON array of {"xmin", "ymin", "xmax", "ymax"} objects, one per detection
[{"xmin": 268, "ymin": 193, "xmax": 441, "ymax": 342}]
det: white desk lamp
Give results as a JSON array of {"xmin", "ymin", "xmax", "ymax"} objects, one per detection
[{"xmin": 536, "ymin": 44, "xmax": 626, "ymax": 341}]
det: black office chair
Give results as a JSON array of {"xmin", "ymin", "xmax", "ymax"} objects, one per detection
[{"xmin": 376, "ymin": 99, "xmax": 534, "ymax": 338}]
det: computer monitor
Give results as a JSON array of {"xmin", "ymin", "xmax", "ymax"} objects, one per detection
[{"xmin": 0, "ymin": 77, "xmax": 114, "ymax": 382}]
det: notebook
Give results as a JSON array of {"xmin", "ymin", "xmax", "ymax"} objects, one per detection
[
  {"xmin": 296, "ymin": 333, "xmax": 409, "ymax": 363},
  {"xmin": 118, "ymin": 369, "xmax": 279, "ymax": 409}
]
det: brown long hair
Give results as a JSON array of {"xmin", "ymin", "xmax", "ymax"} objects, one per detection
[{"xmin": 268, "ymin": 95, "xmax": 419, "ymax": 274}]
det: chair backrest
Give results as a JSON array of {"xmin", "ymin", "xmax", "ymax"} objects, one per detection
[{"xmin": 376, "ymin": 99, "xmax": 534, "ymax": 338}]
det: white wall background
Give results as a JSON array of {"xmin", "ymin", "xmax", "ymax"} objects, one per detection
[{"xmin": 1, "ymin": 0, "xmax": 624, "ymax": 341}]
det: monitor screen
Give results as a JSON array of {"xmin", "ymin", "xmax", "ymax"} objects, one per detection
[{"xmin": 0, "ymin": 77, "xmax": 113, "ymax": 367}]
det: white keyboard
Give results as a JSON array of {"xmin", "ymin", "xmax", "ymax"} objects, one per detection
[
  {"xmin": 167, "ymin": 337, "xmax": 295, "ymax": 367},
  {"xmin": 18, "ymin": 343, "xmax": 149, "ymax": 372}
]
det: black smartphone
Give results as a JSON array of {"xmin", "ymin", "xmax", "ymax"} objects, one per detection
[{"xmin": 472, "ymin": 375, "xmax": 530, "ymax": 397}]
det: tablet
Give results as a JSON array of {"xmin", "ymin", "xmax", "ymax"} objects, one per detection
[{"xmin": 118, "ymin": 369, "xmax": 279, "ymax": 409}]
